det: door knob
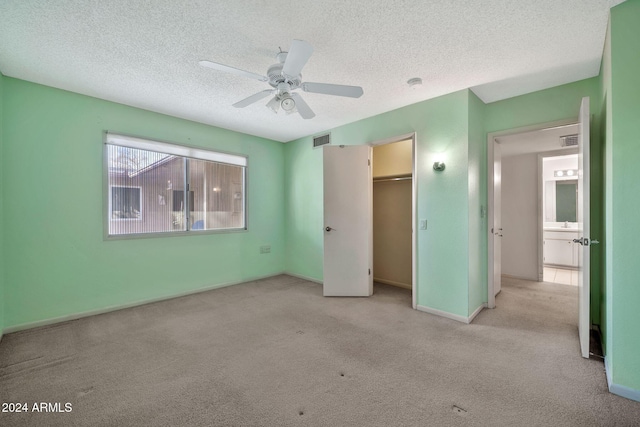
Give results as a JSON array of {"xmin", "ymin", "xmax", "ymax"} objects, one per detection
[
  {"xmin": 325, "ymin": 226, "xmax": 333, "ymax": 232},
  {"xmin": 573, "ymin": 237, "xmax": 598, "ymax": 246}
]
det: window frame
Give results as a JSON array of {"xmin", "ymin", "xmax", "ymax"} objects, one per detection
[{"xmin": 103, "ymin": 132, "xmax": 248, "ymax": 240}]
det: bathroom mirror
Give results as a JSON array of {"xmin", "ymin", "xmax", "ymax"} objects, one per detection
[
  {"xmin": 545, "ymin": 180, "xmax": 578, "ymax": 222},
  {"xmin": 556, "ymin": 180, "xmax": 577, "ymax": 222}
]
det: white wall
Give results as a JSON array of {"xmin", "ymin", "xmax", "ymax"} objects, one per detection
[{"xmin": 501, "ymin": 153, "xmax": 539, "ymax": 280}]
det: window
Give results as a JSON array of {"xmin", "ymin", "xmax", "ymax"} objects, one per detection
[{"xmin": 105, "ymin": 133, "xmax": 247, "ymax": 237}]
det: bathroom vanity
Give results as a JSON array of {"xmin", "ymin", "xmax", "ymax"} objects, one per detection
[{"xmin": 543, "ymin": 226, "xmax": 580, "ymax": 267}]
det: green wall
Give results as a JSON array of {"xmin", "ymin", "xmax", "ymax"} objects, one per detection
[
  {"xmin": 605, "ymin": 0, "xmax": 640, "ymax": 395},
  {"xmin": 0, "ymin": 72, "xmax": 4, "ymax": 337},
  {"xmin": 468, "ymin": 91, "xmax": 487, "ymax": 314},
  {"xmin": 283, "ymin": 134, "xmax": 324, "ymax": 281},
  {"xmin": 285, "ymin": 90, "xmax": 485, "ymax": 318},
  {"xmin": 484, "ymin": 78, "xmax": 600, "ymax": 133},
  {"xmin": 484, "ymin": 77, "xmax": 603, "ymax": 326},
  {"xmin": 2, "ymin": 77, "xmax": 285, "ymax": 329}
]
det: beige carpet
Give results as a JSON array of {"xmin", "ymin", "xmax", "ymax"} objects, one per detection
[{"xmin": 1, "ymin": 275, "xmax": 638, "ymax": 426}]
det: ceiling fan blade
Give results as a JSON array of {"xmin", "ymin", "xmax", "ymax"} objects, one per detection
[
  {"xmin": 282, "ymin": 40, "xmax": 313, "ymax": 78},
  {"xmin": 290, "ymin": 93, "xmax": 315, "ymax": 119},
  {"xmin": 302, "ymin": 82, "xmax": 364, "ymax": 98},
  {"xmin": 199, "ymin": 60, "xmax": 268, "ymax": 82},
  {"xmin": 233, "ymin": 90, "xmax": 274, "ymax": 108}
]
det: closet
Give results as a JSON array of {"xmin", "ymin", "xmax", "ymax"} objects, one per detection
[{"xmin": 372, "ymin": 139, "xmax": 413, "ymax": 290}]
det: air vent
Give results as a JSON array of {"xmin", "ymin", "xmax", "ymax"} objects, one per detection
[
  {"xmin": 560, "ymin": 134, "xmax": 579, "ymax": 147},
  {"xmin": 313, "ymin": 133, "xmax": 331, "ymax": 148}
]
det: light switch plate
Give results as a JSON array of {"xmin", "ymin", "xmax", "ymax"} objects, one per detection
[{"xmin": 419, "ymin": 220, "xmax": 427, "ymax": 230}]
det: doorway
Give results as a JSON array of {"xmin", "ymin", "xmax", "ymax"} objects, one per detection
[
  {"xmin": 322, "ymin": 133, "xmax": 417, "ymax": 310},
  {"xmin": 493, "ymin": 127, "xmax": 579, "ymax": 285},
  {"xmin": 487, "ymin": 97, "xmax": 592, "ymax": 358},
  {"xmin": 372, "ymin": 138, "xmax": 413, "ymax": 307},
  {"xmin": 488, "ymin": 118, "xmax": 578, "ymax": 306}
]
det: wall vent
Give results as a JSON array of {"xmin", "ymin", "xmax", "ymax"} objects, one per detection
[
  {"xmin": 313, "ymin": 133, "xmax": 331, "ymax": 148},
  {"xmin": 560, "ymin": 134, "xmax": 579, "ymax": 147}
]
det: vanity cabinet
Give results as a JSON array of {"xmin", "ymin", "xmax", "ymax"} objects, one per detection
[{"xmin": 544, "ymin": 230, "xmax": 579, "ymax": 267}]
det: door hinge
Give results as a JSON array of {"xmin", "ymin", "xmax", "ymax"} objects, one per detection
[
  {"xmin": 368, "ymin": 269, "xmax": 371, "ymax": 275},
  {"xmin": 368, "ymin": 159, "xmax": 370, "ymax": 166}
]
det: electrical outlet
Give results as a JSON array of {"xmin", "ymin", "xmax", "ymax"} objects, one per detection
[{"xmin": 260, "ymin": 245, "xmax": 271, "ymax": 254}]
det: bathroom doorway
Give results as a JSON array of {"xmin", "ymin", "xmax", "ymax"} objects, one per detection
[
  {"xmin": 488, "ymin": 96, "xmax": 593, "ymax": 358},
  {"xmin": 490, "ymin": 122, "xmax": 578, "ymax": 286},
  {"xmin": 542, "ymin": 154, "xmax": 580, "ymax": 286}
]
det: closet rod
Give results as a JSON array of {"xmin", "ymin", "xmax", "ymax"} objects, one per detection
[{"xmin": 373, "ymin": 176, "xmax": 412, "ymax": 183}]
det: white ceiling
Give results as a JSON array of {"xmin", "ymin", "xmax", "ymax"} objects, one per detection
[
  {"xmin": 0, "ymin": 0, "xmax": 622, "ymax": 142},
  {"xmin": 497, "ymin": 124, "xmax": 579, "ymax": 157}
]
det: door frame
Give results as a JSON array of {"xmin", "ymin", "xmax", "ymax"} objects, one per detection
[
  {"xmin": 369, "ymin": 132, "xmax": 417, "ymax": 309},
  {"xmin": 487, "ymin": 118, "xmax": 577, "ymax": 308}
]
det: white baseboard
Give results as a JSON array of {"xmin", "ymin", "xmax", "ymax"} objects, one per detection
[
  {"xmin": 468, "ymin": 303, "xmax": 487, "ymax": 323},
  {"xmin": 417, "ymin": 305, "xmax": 468, "ymax": 323},
  {"xmin": 283, "ymin": 271, "xmax": 323, "ymax": 284},
  {"xmin": 417, "ymin": 303, "xmax": 487, "ymax": 324},
  {"xmin": 3, "ymin": 272, "xmax": 285, "ymax": 334},
  {"xmin": 373, "ymin": 277, "xmax": 412, "ymax": 290},
  {"xmin": 605, "ymin": 356, "xmax": 640, "ymax": 402}
]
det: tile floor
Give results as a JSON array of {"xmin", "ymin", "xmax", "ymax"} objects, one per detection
[{"xmin": 543, "ymin": 266, "xmax": 579, "ymax": 285}]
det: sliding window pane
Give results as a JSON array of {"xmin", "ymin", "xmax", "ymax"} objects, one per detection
[
  {"xmin": 107, "ymin": 144, "xmax": 186, "ymax": 235},
  {"xmin": 188, "ymin": 158, "xmax": 245, "ymax": 230}
]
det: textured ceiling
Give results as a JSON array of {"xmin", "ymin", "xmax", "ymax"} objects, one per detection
[{"xmin": 0, "ymin": 0, "xmax": 622, "ymax": 142}]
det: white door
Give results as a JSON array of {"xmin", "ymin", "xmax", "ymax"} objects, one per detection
[
  {"xmin": 323, "ymin": 145, "xmax": 373, "ymax": 296},
  {"xmin": 576, "ymin": 97, "xmax": 591, "ymax": 358},
  {"xmin": 493, "ymin": 141, "xmax": 503, "ymax": 296}
]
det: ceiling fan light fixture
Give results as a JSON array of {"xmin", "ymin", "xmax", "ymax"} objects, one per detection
[
  {"xmin": 266, "ymin": 96, "xmax": 280, "ymax": 113},
  {"xmin": 280, "ymin": 96, "xmax": 296, "ymax": 112}
]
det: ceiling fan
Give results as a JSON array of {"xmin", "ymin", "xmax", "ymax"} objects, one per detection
[{"xmin": 199, "ymin": 40, "xmax": 364, "ymax": 119}]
